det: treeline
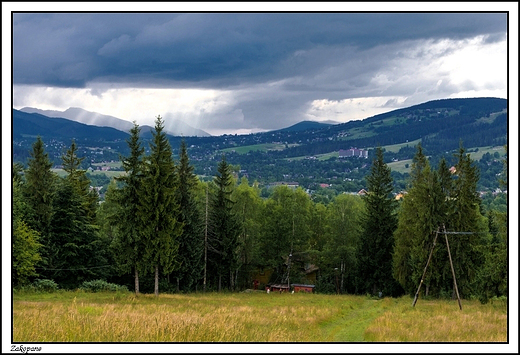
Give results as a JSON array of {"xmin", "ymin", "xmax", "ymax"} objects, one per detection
[{"xmin": 13, "ymin": 117, "xmax": 507, "ymax": 302}]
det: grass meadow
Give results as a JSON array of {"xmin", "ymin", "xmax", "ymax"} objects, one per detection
[{"xmin": 12, "ymin": 291, "xmax": 507, "ymax": 343}]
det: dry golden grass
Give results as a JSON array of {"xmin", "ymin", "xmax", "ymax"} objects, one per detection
[
  {"xmin": 364, "ymin": 298, "xmax": 508, "ymax": 342},
  {"xmin": 12, "ymin": 292, "xmax": 508, "ymax": 343},
  {"xmin": 13, "ymin": 292, "xmax": 338, "ymax": 342}
]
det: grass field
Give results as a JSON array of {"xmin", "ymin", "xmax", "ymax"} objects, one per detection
[
  {"xmin": 387, "ymin": 159, "xmax": 413, "ymax": 174},
  {"xmin": 381, "ymin": 139, "xmax": 421, "ymax": 153},
  {"xmin": 12, "ymin": 291, "xmax": 507, "ymax": 344}
]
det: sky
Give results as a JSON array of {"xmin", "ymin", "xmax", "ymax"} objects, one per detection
[{"xmin": 5, "ymin": 3, "xmax": 515, "ymax": 136}]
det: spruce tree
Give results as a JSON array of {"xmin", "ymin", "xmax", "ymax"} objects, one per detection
[
  {"xmin": 62, "ymin": 139, "xmax": 98, "ymax": 223},
  {"xmin": 23, "ymin": 136, "xmax": 56, "ymax": 242},
  {"xmin": 110, "ymin": 123, "xmax": 146, "ymax": 294},
  {"xmin": 46, "ymin": 178, "xmax": 101, "ymax": 288},
  {"xmin": 357, "ymin": 147, "xmax": 399, "ymax": 296},
  {"xmin": 445, "ymin": 143, "xmax": 487, "ymax": 297},
  {"xmin": 393, "ymin": 145, "xmax": 450, "ymax": 296},
  {"xmin": 171, "ymin": 140, "xmax": 204, "ymax": 292},
  {"xmin": 23, "ymin": 137, "xmax": 56, "ymax": 272},
  {"xmin": 208, "ymin": 155, "xmax": 241, "ymax": 291},
  {"xmin": 140, "ymin": 116, "xmax": 183, "ymax": 296}
]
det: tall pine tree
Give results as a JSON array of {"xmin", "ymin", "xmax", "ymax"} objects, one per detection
[
  {"xmin": 171, "ymin": 140, "xmax": 204, "ymax": 292},
  {"xmin": 47, "ymin": 178, "xmax": 102, "ymax": 288},
  {"xmin": 23, "ymin": 136, "xmax": 56, "ymax": 245},
  {"xmin": 357, "ymin": 147, "xmax": 400, "ymax": 296},
  {"xmin": 139, "ymin": 116, "xmax": 183, "ymax": 296},
  {"xmin": 62, "ymin": 140, "xmax": 98, "ymax": 223},
  {"xmin": 393, "ymin": 145, "xmax": 449, "ymax": 296},
  {"xmin": 208, "ymin": 155, "xmax": 241, "ymax": 291},
  {"xmin": 111, "ymin": 123, "xmax": 146, "ymax": 294},
  {"xmin": 23, "ymin": 137, "xmax": 56, "ymax": 274},
  {"xmin": 444, "ymin": 142, "xmax": 487, "ymax": 297}
]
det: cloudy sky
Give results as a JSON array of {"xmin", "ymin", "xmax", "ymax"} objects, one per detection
[{"xmin": 5, "ymin": 4, "xmax": 515, "ymax": 136}]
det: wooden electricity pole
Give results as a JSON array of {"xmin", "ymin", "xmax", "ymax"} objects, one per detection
[
  {"xmin": 412, "ymin": 227, "xmax": 440, "ymax": 307},
  {"xmin": 443, "ymin": 224, "xmax": 462, "ymax": 311},
  {"xmin": 412, "ymin": 224, "xmax": 463, "ymax": 310},
  {"xmin": 203, "ymin": 184, "xmax": 208, "ymax": 293}
]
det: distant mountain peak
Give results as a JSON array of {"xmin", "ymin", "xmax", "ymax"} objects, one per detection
[
  {"xmin": 19, "ymin": 106, "xmax": 211, "ymax": 137},
  {"xmin": 276, "ymin": 120, "xmax": 335, "ymax": 132}
]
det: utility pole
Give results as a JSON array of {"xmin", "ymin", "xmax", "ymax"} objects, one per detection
[
  {"xmin": 203, "ymin": 184, "xmax": 208, "ymax": 293},
  {"xmin": 412, "ymin": 227, "xmax": 440, "ymax": 307},
  {"xmin": 412, "ymin": 224, "xmax": 463, "ymax": 310},
  {"xmin": 287, "ymin": 251, "xmax": 292, "ymax": 290},
  {"xmin": 443, "ymin": 224, "xmax": 462, "ymax": 311}
]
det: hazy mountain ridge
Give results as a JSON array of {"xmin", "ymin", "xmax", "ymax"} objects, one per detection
[
  {"xmin": 13, "ymin": 109, "xmax": 130, "ymax": 141},
  {"xmin": 13, "ymin": 97, "xmax": 507, "ymax": 162},
  {"xmin": 275, "ymin": 120, "xmax": 334, "ymax": 132},
  {"xmin": 20, "ymin": 107, "xmax": 211, "ymax": 137}
]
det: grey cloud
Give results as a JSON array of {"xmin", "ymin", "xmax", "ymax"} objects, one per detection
[{"xmin": 13, "ymin": 13, "xmax": 506, "ymax": 88}]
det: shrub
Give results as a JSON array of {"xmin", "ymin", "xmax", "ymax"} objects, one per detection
[
  {"xmin": 32, "ymin": 279, "xmax": 59, "ymax": 292},
  {"xmin": 80, "ymin": 279, "xmax": 128, "ymax": 292}
]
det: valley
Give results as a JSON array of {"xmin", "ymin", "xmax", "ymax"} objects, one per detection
[{"xmin": 12, "ymin": 97, "xmax": 508, "ymax": 200}]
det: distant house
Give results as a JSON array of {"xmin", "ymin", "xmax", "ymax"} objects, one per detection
[
  {"xmin": 395, "ymin": 192, "xmax": 406, "ymax": 200},
  {"xmin": 268, "ymin": 181, "xmax": 299, "ymax": 189},
  {"xmin": 291, "ymin": 284, "xmax": 315, "ymax": 293},
  {"xmin": 303, "ymin": 264, "xmax": 319, "ymax": 284},
  {"xmin": 357, "ymin": 189, "xmax": 368, "ymax": 196},
  {"xmin": 339, "ymin": 148, "xmax": 368, "ymax": 159},
  {"xmin": 266, "ymin": 284, "xmax": 290, "ymax": 293}
]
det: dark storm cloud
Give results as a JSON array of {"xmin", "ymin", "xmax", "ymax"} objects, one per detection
[{"xmin": 13, "ymin": 13, "xmax": 506, "ymax": 88}]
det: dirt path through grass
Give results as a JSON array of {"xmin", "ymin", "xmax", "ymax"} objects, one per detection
[{"xmin": 320, "ymin": 298, "xmax": 391, "ymax": 342}]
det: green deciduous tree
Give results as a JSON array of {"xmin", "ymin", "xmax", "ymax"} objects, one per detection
[
  {"xmin": 323, "ymin": 194, "xmax": 364, "ymax": 294},
  {"xmin": 232, "ymin": 177, "xmax": 264, "ymax": 290},
  {"xmin": 13, "ymin": 180, "xmax": 42, "ymax": 286},
  {"xmin": 258, "ymin": 185, "xmax": 311, "ymax": 286},
  {"xmin": 357, "ymin": 147, "xmax": 400, "ymax": 296}
]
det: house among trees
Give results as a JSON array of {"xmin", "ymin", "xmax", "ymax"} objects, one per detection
[
  {"xmin": 268, "ymin": 181, "xmax": 299, "ymax": 189},
  {"xmin": 291, "ymin": 284, "xmax": 315, "ymax": 293},
  {"xmin": 339, "ymin": 148, "xmax": 368, "ymax": 159},
  {"xmin": 266, "ymin": 284, "xmax": 290, "ymax": 292}
]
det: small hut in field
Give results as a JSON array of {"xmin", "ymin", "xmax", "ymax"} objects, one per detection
[
  {"xmin": 291, "ymin": 284, "xmax": 315, "ymax": 293},
  {"xmin": 266, "ymin": 284, "xmax": 290, "ymax": 292}
]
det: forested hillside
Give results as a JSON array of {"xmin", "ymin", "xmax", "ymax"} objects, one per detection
[
  {"xmin": 13, "ymin": 115, "xmax": 507, "ymax": 303},
  {"xmin": 12, "ymin": 97, "xmax": 508, "ymax": 196}
]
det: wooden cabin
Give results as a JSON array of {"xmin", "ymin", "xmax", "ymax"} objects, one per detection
[
  {"xmin": 266, "ymin": 284, "xmax": 290, "ymax": 293},
  {"xmin": 291, "ymin": 284, "xmax": 315, "ymax": 293}
]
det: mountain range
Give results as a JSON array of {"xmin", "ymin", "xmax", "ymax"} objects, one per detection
[
  {"xmin": 19, "ymin": 107, "xmax": 211, "ymax": 137},
  {"xmin": 13, "ymin": 97, "xmax": 507, "ymax": 160}
]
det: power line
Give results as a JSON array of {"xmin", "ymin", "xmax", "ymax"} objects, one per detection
[
  {"xmin": 35, "ymin": 265, "xmax": 114, "ymax": 271},
  {"xmin": 439, "ymin": 231, "xmax": 488, "ymax": 235}
]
